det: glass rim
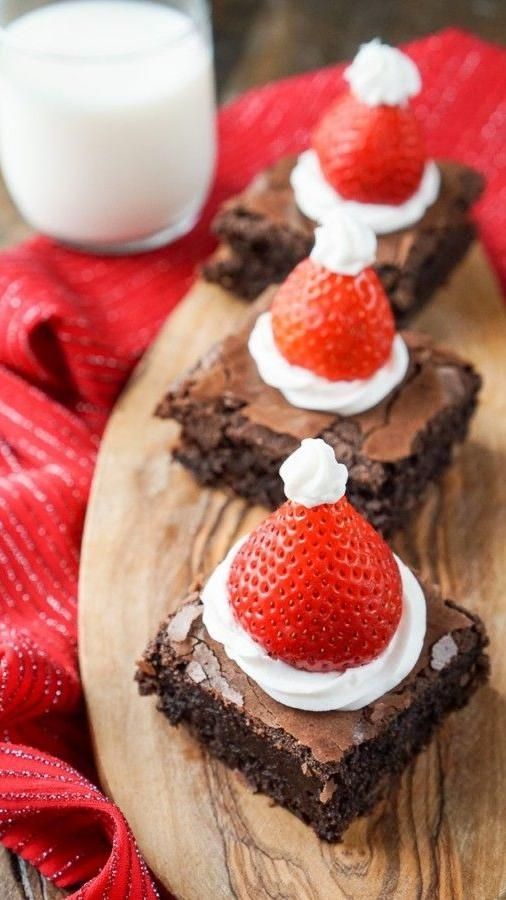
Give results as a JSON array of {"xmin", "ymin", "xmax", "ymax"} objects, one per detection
[{"xmin": 0, "ymin": 0, "xmax": 210, "ymax": 64}]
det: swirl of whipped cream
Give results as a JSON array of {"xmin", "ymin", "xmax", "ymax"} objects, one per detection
[
  {"xmin": 279, "ymin": 438, "xmax": 348, "ymax": 507},
  {"xmin": 344, "ymin": 39, "xmax": 421, "ymax": 107},
  {"xmin": 248, "ymin": 312, "xmax": 409, "ymax": 415},
  {"xmin": 202, "ymin": 536, "xmax": 427, "ymax": 712},
  {"xmin": 291, "ymin": 150, "xmax": 441, "ymax": 234},
  {"xmin": 310, "ymin": 208, "xmax": 377, "ymax": 275}
]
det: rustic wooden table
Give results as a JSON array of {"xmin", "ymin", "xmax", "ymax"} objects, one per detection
[{"xmin": 1, "ymin": 0, "xmax": 504, "ymax": 895}]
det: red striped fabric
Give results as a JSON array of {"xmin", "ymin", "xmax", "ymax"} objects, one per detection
[{"xmin": 0, "ymin": 29, "xmax": 504, "ymax": 898}]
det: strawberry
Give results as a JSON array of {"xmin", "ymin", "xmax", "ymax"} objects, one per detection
[
  {"xmin": 271, "ymin": 257, "xmax": 395, "ymax": 381},
  {"xmin": 312, "ymin": 93, "xmax": 426, "ymax": 205},
  {"xmin": 227, "ymin": 496, "xmax": 402, "ymax": 673}
]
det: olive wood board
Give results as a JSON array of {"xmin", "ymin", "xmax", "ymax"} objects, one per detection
[{"xmin": 79, "ymin": 244, "xmax": 506, "ymax": 900}]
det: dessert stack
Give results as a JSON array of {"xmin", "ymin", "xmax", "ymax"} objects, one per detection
[
  {"xmin": 138, "ymin": 39, "xmax": 489, "ymax": 840},
  {"xmin": 203, "ymin": 39, "xmax": 484, "ymax": 320},
  {"xmin": 159, "ymin": 209, "xmax": 480, "ymax": 533},
  {"xmin": 137, "ymin": 439, "xmax": 488, "ymax": 840}
]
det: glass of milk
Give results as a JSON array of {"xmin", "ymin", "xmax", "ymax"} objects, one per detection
[{"xmin": 0, "ymin": 0, "xmax": 216, "ymax": 252}]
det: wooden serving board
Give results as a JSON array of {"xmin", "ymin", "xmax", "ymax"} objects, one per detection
[{"xmin": 79, "ymin": 245, "xmax": 506, "ymax": 900}]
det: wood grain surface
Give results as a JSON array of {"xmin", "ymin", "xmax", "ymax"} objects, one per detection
[
  {"xmin": 79, "ymin": 246, "xmax": 506, "ymax": 900},
  {"xmin": 0, "ymin": 855, "xmax": 63, "ymax": 900}
]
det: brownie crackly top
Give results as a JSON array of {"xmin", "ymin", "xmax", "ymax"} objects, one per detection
[
  {"xmin": 203, "ymin": 157, "xmax": 485, "ymax": 316},
  {"xmin": 138, "ymin": 581, "xmax": 488, "ymax": 768},
  {"xmin": 214, "ymin": 157, "xmax": 483, "ymax": 257},
  {"xmin": 159, "ymin": 293, "xmax": 480, "ymax": 468}
]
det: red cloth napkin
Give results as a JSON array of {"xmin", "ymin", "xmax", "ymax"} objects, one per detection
[{"xmin": 0, "ymin": 29, "xmax": 504, "ymax": 898}]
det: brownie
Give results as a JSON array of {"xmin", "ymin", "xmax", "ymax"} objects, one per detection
[
  {"xmin": 157, "ymin": 293, "xmax": 481, "ymax": 534},
  {"xmin": 137, "ymin": 585, "xmax": 488, "ymax": 842},
  {"xmin": 202, "ymin": 157, "xmax": 484, "ymax": 323}
]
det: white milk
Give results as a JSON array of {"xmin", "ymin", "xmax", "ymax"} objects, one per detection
[{"xmin": 0, "ymin": 1, "xmax": 216, "ymax": 248}]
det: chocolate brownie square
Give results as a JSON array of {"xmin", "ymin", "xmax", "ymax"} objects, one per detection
[
  {"xmin": 157, "ymin": 293, "xmax": 481, "ymax": 534},
  {"xmin": 202, "ymin": 158, "xmax": 484, "ymax": 323},
  {"xmin": 136, "ymin": 586, "xmax": 488, "ymax": 842}
]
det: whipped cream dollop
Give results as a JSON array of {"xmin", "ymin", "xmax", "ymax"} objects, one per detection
[
  {"xmin": 310, "ymin": 208, "xmax": 377, "ymax": 275},
  {"xmin": 279, "ymin": 438, "xmax": 348, "ymax": 506},
  {"xmin": 202, "ymin": 537, "xmax": 427, "ymax": 712},
  {"xmin": 291, "ymin": 150, "xmax": 441, "ymax": 234},
  {"xmin": 248, "ymin": 312, "xmax": 409, "ymax": 415},
  {"xmin": 344, "ymin": 39, "xmax": 422, "ymax": 107}
]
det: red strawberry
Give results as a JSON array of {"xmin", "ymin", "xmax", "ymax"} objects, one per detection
[
  {"xmin": 312, "ymin": 93, "xmax": 426, "ymax": 205},
  {"xmin": 227, "ymin": 496, "xmax": 402, "ymax": 673},
  {"xmin": 271, "ymin": 257, "xmax": 395, "ymax": 381}
]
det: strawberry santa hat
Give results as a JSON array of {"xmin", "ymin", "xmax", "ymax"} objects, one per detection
[
  {"xmin": 270, "ymin": 212, "xmax": 395, "ymax": 381},
  {"xmin": 202, "ymin": 438, "xmax": 427, "ymax": 710},
  {"xmin": 313, "ymin": 39, "xmax": 426, "ymax": 205},
  {"xmin": 228, "ymin": 438, "xmax": 403, "ymax": 673},
  {"xmin": 291, "ymin": 40, "xmax": 440, "ymax": 230},
  {"xmin": 249, "ymin": 208, "xmax": 409, "ymax": 414}
]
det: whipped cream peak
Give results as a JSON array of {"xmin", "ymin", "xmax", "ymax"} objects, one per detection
[
  {"xmin": 310, "ymin": 208, "xmax": 377, "ymax": 275},
  {"xmin": 344, "ymin": 39, "xmax": 422, "ymax": 107},
  {"xmin": 279, "ymin": 439, "xmax": 348, "ymax": 508}
]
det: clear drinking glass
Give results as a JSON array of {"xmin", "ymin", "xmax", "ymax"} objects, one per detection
[{"xmin": 0, "ymin": 0, "xmax": 216, "ymax": 253}]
